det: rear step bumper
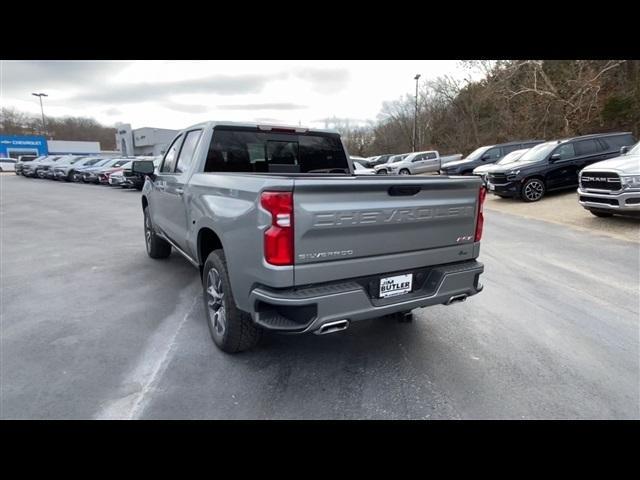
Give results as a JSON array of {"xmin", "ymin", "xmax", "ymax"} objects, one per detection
[{"xmin": 249, "ymin": 260, "xmax": 484, "ymax": 334}]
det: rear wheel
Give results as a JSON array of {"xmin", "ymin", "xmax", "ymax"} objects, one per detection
[
  {"xmin": 588, "ymin": 209, "xmax": 614, "ymax": 218},
  {"xmin": 399, "ymin": 169, "xmax": 411, "ymax": 175},
  {"xmin": 521, "ymin": 178, "xmax": 545, "ymax": 202},
  {"xmin": 143, "ymin": 206, "xmax": 171, "ymax": 258},
  {"xmin": 202, "ymin": 249, "xmax": 263, "ymax": 353}
]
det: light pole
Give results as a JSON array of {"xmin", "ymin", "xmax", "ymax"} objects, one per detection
[
  {"xmin": 412, "ymin": 74, "xmax": 421, "ymax": 152},
  {"xmin": 32, "ymin": 92, "xmax": 48, "ymax": 136}
]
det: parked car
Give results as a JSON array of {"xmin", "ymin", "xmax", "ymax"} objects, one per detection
[
  {"xmin": 15, "ymin": 155, "xmax": 46, "ymax": 175},
  {"xmin": 368, "ymin": 154, "xmax": 394, "ymax": 166},
  {"xmin": 134, "ymin": 121, "xmax": 485, "ymax": 353},
  {"xmin": 472, "ymin": 148, "xmax": 530, "ymax": 182},
  {"xmin": 486, "ymin": 132, "xmax": 636, "ymax": 202},
  {"xmin": 30, "ymin": 156, "xmax": 63, "ymax": 178},
  {"xmin": 440, "ymin": 153, "xmax": 463, "ymax": 164},
  {"xmin": 440, "ymin": 140, "xmax": 545, "ymax": 175},
  {"xmin": 99, "ymin": 161, "xmax": 132, "ymax": 184},
  {"xmin": 350, "ymin": 155, "xmax": 370, "ymax": 167},
  {"xmin": 53, "ymin": 156, "xmax": 104, "ymax": 181},
  {"xmin": 79, "ymin": 158, "xmax": 131, "ymax": 183},
  {"xmin": 352, "ymin": 160, "xmax": 376, "ymax": 175},
  {"xmin": 375, "ymin": 154, "xmax": 409, "ymax": 174},
  {"xmin": 110, "ymin": 156, "xmax": 161, "ymax": 189},
  {"xmin": 0, "ymin": 157, "xmax": 17, "ymax": 172},
  {"xmin": 578, "ymin": 142, "xmax": 640, "ymax": 217},
  {"xmin": 43, "ymin": 155, "xmax": 86, "ymax": 179},
  {"xmin": 386, "ymin": 150, "xmax": 441, "ymax": 175}
]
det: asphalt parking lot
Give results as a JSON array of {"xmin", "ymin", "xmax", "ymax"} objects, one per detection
[{"xmin": 1, "ymin": 174, "xmax": 639, "ymax": 419}]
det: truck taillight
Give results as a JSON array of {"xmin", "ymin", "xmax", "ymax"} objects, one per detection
[
  {"xmin": 475, "ymin": 186, "xmax": 487, "ymax": 242},
  {"xmin": 260, "ymin": 191, "xmax": 294, "ymax": 266}
]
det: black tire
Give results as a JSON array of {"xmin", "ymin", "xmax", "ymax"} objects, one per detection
[
  {"xmin": 377, "ymin": 169, "xmax": 388, "ymax": 175},
  {"xmin": 588, "ymin": 209, "xmax": 614, "ymax": 218},
  {"xmin": 202, "ymin": 249, "xmax": 263, "ymax": 353},
  {"xmin": 399, "ymin": 169, "xmax": 411, "ymax": 175},
  {"xmin": 66, "ymin": 171, "xmax": 74, "ymax": 182},
  {"xmin": 520, "ymin": 178, "xmax": 546, "ymax": 202},
  {"xmin": 143, "ymin": 206, "xmax": 171, "ymax": 259}
]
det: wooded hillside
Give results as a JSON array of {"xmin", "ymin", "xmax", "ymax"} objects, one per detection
[
  {"xmin": 341, "ymin": 60, "xmax": 639, "ymax": 157},
  {"xmin": 0, "ymin": 108, "xmax": 117, "ymax": 150}
]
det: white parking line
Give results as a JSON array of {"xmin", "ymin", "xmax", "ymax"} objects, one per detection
[{"xmin": 94, "ymin": 282, "xmax": 201, "ymax": 420}]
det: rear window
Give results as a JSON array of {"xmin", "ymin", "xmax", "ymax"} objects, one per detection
[
  {"xmin": 599, "ymin": 134, "xmax": 635, "ymax": 151},
  {"xmin": 204, "ymin": 128, "xmax": 349, "ymax": 174},
  {"xmin": 502, "ymin": 144, "xmax": 523, "ymax": 154}
]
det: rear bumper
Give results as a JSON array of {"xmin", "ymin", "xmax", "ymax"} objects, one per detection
[
  {"xmin": 248, "ymin": 260, "xmax": 484, "ymax": 333},
  {"xmin": 578, "ymin": 188, "xmax": 640, "ymax": 212}
]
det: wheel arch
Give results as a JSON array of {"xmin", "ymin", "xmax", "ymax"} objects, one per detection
[{"xmin": 197, "ymin": 227, "xmax": 224, "ymax": 266}]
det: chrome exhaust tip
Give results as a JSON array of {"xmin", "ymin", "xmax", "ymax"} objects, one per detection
[
  {"xmin": 445, "ymin": 294, "xmax": 468, "ymax": 305},
  {"xmin": 315, "ymin": 319, "xmax": 350, "ymax": 335}
]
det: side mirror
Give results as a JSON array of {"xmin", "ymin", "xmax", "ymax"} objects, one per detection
[
  {"xmin": 481, "ymin": 154, "xmax": 491, "ymax": 161},
  {"xmin": 132, "ymin": 160, "xmax": 155, "ymax": 176},
  {"xmin": 620, "ymin": 146, "xmax": 629, "ymax": 155},
  {"xmin": 550, "ymin": 153, "xmax": 561, "ymax": 162}
]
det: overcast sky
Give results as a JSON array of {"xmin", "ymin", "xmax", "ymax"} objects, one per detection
[{"xmin": 1, "ymin": 60, "xmax": 479, "ymax": 130}]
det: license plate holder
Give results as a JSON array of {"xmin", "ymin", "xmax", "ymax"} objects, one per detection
[{"xmin": 379, "ymin": 274, "xmax": 413, "ymax": 298}]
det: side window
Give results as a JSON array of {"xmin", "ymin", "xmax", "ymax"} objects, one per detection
[
  {"xmin": 484, "ymin": 147, "xmax": 502, "ymax": 160},
  {"xmin": 574, "ymin": 139, "xmax": 599, "ymax": 156},
  {"xmin": 160, "ymin": 135, "xmax": 183, "ymax": 173},
  {"xmin": 554, "ymin": 143, "xmax": 575, "ymax": 160},
  {"xmin": 425, "ymin": 152, "xmax": 437, "ymax": 160},
  {"xmin": 412, "ymin": 154, "xmax": 423, "ymax": 162},
  {"xmin": 175, "ymin": 130, "xmax": 203, "ymax": 174}
]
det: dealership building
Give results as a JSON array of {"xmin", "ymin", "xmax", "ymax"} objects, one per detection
[
  {"xmin": 0, "ymin": 135, "xmax": 102, "ymax": 158},
  {"xmin": 114, "ymin": 123, "xmax": 178, "ymax": 156}
]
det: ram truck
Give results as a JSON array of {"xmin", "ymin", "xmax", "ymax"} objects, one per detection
[
  {"xmin": 134, "ymin": 122, "xmax": 486, "ymax": 353},
  {"xmin": 578, "ymin": 142, "xmax": 640, "ymax": 217}
]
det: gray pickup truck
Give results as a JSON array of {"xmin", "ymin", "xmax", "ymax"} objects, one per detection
[{"xmin": 133, "ymin": 122, "xmax": 486, "ymax": 353}]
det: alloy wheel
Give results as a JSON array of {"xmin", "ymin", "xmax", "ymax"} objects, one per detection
[
  {"xmin": 144, "ymin": 211, "xmax": 152, "ymax": 252},
  {"xmin": 206, "ymin": 268, "xmax": 226, "ymax": 337},
  {"xmin": 524, "ymin": 180, "xmax": 544, "ymax": 201}
]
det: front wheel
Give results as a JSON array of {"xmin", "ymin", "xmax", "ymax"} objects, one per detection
[
  {"xmin": 399, "ymin": 169, "xmax": 411, "ymax": 175},
  {"xmin": 588, "ymin": 209, "xmax": 614, "ymax": 218},
  {"xmin": 143, "ymin": 206, "xmax": 171, "ymax": 258},
  {"xmin": 202, "ymin": 249, "xmax": 263, "ymax": 353},
  {"xmin": 521, "ymin": 178, "xmax": 545, "ymax": 202},
  {"xmin": 377, "ymin": 169, "xmax": 388, "ymax": 175}
]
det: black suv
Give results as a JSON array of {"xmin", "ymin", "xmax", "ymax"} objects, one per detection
[
  {"xmin": 440, "ymin": 140, "xmax": 545, "ymax": 175},
  {"xmin": 486, "ymin": 132, "xmax": 636, "ymax": 202}
]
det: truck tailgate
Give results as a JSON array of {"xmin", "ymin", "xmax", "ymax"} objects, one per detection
[{"xmin": 292, "ymin": 176, "xmax": 482, "ymax": 286}]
